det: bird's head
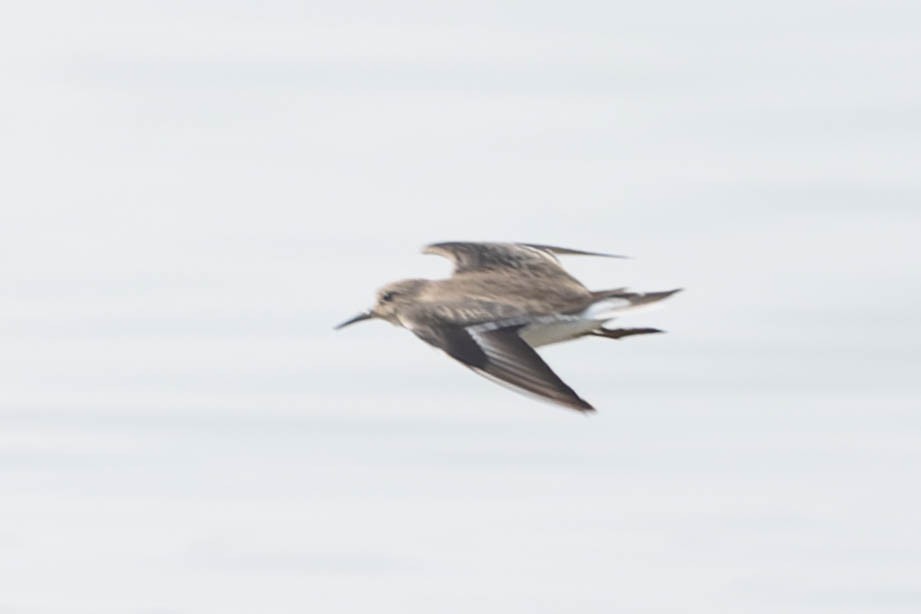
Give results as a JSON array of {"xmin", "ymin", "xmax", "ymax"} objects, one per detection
[{"xmin": 334, "ymin": 279, "xmax": 429, "ymax": 329}]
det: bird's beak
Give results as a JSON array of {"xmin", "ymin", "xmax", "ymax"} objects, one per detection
[{"xmin": 334, "ymin": 310, "xmax": 375, "ymax": 330}]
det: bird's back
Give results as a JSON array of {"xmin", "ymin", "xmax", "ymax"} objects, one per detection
[{"xmin": 414, "ymin": 273, "xmax": 593, "ymax": 327}]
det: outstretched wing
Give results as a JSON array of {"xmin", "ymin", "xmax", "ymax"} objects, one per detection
[
  {"xmin": 410, "ymin": 320, "xmax": 594, "ymax": 412},
  {"xmin": 423, "ymin": 241, "xmax": 623, "ymax": 277}
]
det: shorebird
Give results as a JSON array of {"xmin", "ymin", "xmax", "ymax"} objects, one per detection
[{"xmin": 335, "ymin": 242, "xmax": 680, "ymax": 412}]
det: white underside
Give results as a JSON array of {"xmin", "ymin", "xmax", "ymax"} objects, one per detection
[
  {"xmin": 519, "ymin": 297, "xmax": 664, "ymax": 348},
  {"xmin": 583, "ymin": 297, "xmax": 632, "ymax": 319},
  {"xmin": 519, "ymin": 318, "xmax": 603, "ymax": 347}
]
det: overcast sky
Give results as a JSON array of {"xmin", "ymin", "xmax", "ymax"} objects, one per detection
[{"xmin": 1, "ymin": 1, "xmax": 920, "ymax": 613}]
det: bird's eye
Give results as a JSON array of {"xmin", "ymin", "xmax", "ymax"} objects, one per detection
[{"xmin": 381, "ymin": 291, "xmax": 396, "ymax": 302}]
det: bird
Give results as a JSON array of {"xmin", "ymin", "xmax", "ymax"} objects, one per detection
[{"xmin": 335, "ymin": 241, "xmax": 680, "ymax": 412}]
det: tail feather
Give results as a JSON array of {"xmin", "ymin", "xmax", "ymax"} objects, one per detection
[
  {"xmin": 590, "ymin": 287, "xmax": 628, "ymax": 298},
  {"xmin": 584, "ymin": 288, "xmax": 682, "ymax": 319},
  {"xmin": 591, "ymin": 288, "xmax": 682, "ymax": 302}
]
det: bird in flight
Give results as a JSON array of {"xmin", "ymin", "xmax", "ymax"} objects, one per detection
[{"xmin": 335, "ymin": 242, "xmax": 680, "ymax": 412}]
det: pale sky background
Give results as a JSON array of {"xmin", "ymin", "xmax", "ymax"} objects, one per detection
[{"xmin": 2, "ymin": 1, "xmax": 920, "ymax": 612}]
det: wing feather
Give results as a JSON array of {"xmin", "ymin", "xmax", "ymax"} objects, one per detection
[
  {"xmin": 410, "ymin": 322, "xmax": 594, "ymax": 412},
  {"xmin": 423, "ymin": 241, "xmax": 622, "ymax": 277}
]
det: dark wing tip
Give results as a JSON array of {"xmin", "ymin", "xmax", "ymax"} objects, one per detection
[
  {"xmin": 568, "ymin": 398, "xmax": 596, "ymax": 413},
  {"xmin": 423, "ymin": 241, "xmax": 629, "ymax": 260},
  {"xmin": 523, "ymin": 243, "xmax": 629, "ymax": 259},
  {"xmin": 460, "ymin": 325, "xmax": 600, "ymax": 413}
]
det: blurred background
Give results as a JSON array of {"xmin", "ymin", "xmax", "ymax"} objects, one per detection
[{"xmin": 2, "ymin": 1, "xmax": 920, "ymax": 612}]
